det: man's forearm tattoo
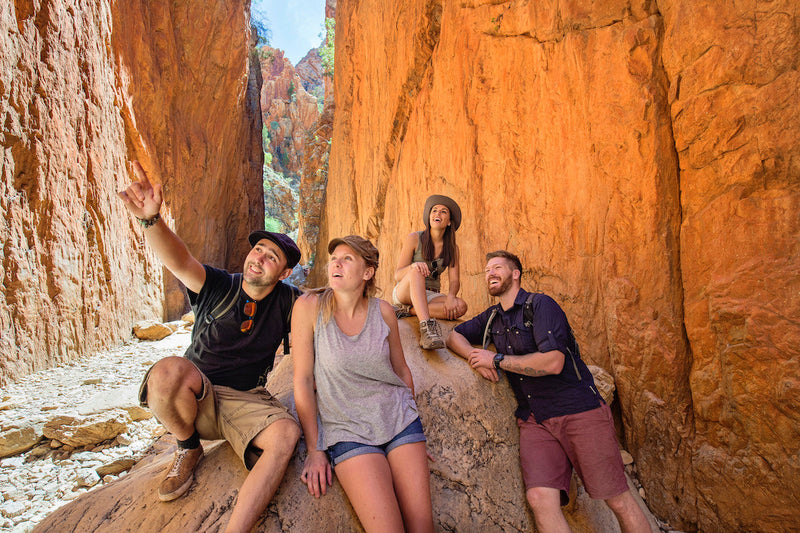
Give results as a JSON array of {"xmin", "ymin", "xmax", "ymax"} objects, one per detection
[{"xmin": 503, "ymin": 359, "xmax": 548, "ymax": 377}]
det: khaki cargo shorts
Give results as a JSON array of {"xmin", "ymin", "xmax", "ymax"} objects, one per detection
[{"xmin": 139, "ymin": 361, "xmax": 298, "ymax": 469}]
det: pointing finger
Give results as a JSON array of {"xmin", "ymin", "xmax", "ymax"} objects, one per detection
[{"xmin": 131, "ymin": 160, "xmax": 153, "ymax": 190}]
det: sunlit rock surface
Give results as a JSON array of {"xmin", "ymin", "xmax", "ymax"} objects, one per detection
[
  {"xmin": 1, "ymin": 0, "xmax": 263, "ymax": 384},
  {"xmin": 316, "ymin": 1, "xmax": 800, "ymax": 531}
]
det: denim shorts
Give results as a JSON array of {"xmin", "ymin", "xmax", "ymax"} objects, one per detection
[{"xmin": 328, "ymin": 417, "xmax": 426, "ymax": 467}]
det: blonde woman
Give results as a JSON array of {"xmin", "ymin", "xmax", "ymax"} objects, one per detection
[{"xmin": 292, "ymin": 235, "xmax": 434, "ymax": 533}]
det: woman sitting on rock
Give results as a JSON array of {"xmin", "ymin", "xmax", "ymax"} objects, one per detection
[
  {"xmin": 392, "ymin": 194, "xmax": 468, "ymax": 349},
  {"xmin": 292, "ymin": 235, "xmax": 434, "ymax": 533}
]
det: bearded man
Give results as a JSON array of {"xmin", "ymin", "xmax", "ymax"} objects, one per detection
[{"xmin": 446, "ymin": 250, "xmax": 650, "ymax": 533}]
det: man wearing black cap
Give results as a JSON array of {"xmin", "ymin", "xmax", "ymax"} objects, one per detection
[{"xmin": 119, "ymin": 161, "xmax": 301, "ymax": 533}]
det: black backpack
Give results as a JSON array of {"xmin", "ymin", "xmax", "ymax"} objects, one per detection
[{"xmin": 481, "ymin": 292, "xmax": 583, "ymax": 380}]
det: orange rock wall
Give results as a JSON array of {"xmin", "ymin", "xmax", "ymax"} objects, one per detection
[
  {"xmin": 660, "ymin": 1, "xmax": 800, "ymax": 530},
  {"xmin": 111, "ymin": 1, "xmax": 264, "ymax": 318},
  {"xmin": 318, "ymin": 0, "xmax": 800, "ymax": 531},
  {"xmin": 1, "ymin": 0, "xmax": 262, "ymax": 383}
]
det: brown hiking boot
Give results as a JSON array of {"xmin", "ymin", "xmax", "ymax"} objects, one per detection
[
  {"xmin": 158, "ymin": 444, "xmax": 203, "ymax": 502},
  {"xmin": 393, "ymin": 303, "xmax": 413, "ymax": 319},
  {"xmin": 419, "ymin": 319, "xmax": 445, "ymax": 350}
]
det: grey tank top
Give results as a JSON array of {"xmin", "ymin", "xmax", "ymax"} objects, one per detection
[
  {"xmin": 412, "ymin": 231, "xmax": 447, "ymax": 292},
  {"xmin": 313, "ymin": 297, "xmax": 418, "ymax": 449}
]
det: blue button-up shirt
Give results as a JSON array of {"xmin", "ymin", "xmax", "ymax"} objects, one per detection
[{"xmin": 454, "ymin": 289, "xmax": 600, "ymax": 422}]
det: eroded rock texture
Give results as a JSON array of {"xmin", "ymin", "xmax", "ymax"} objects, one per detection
[
  {"xmin": 1, "ymin": 0, "xmax": 163, "ymax": 383},
  {"xmin": 297, "ymin": 0, "xmax": 336, "ymax": 266},
  {"xmin": 1, "ymin": 0, "xmax": 263, "ymax": 384},
  {"xmin": 660, "ymin": 1, "xmax": 800, "ymax": 530},
  {"xmin": 317, "ymin": 1, "xmax": 800, "ymax": 531},
  {"xmin": 111, "ymin": 1, "xmax": 264, "ymax": 318}
]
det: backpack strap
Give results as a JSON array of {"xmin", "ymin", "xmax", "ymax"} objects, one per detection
[
  {"xmin": 282, "ymin": 285, "xmax": 300, "ymax": 355},
  {"xmin": 522, "ymin": 292, "xmax": 536, "ymax": 328},
  {"xmin": 562, "ymin": 330, "xmax": 583, "ymax": 381},
  {"xmin": 204, "ymin": 273, "xmax": 242, "ymax": 325},
  {"xmin": 482, "ymin": 307, "xmax": 499, "ymax": 350}
]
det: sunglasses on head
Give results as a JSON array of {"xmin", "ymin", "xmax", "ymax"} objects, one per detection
[{"xmin": 241, "ymin": 299, "xmax": 257, "ymax": 334}]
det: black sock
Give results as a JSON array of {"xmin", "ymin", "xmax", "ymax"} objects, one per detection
[{"xmin": 177, "ymin": 430, "xmax": 200, "ymax": 450}]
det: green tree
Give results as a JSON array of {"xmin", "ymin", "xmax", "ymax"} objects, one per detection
[
  {"xmin": 320, "ymin": 18, "xmax": 335, "ymax": 78},
  {"xmin": 251, "ymin": 8, "xmax": 272, "ymax": 47}
]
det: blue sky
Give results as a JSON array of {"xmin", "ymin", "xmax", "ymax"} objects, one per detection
[{"xmin": 251, "ymin": 0, "xmax": 326, "ymax": 65}]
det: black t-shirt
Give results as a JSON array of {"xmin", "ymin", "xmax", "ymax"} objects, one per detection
[{"xmin": 184, "ymin": 265, "xmax": 298, "ymax": 390}]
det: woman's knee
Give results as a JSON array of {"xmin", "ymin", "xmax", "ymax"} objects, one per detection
[{"xmin": 455, "ymin": 298, "xmax": 468, "ymax": 318}]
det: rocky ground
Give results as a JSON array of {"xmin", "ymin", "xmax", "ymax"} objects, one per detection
[{"xmin": 0, "ymin": 327, "xmax": 191, "ymax": 532}]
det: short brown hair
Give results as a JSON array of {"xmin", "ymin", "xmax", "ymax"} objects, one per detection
[{"xmin": 486, "ymin": 250, "xmax": 523, "ymax": 277}]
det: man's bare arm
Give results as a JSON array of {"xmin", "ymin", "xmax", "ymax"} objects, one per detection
[
  {"xmin": 468, "ymin": 348, "xmax": 565, "ymax": 377},
  {"xmin": 118, "ymin": 161, "xmax": 206, "ymax": 294},
  {"xmin": 446, "ymin": 330, "xmax": 499, "ymax": 382}
]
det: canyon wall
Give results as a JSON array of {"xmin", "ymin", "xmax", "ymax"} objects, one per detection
[
  {"xmin": 317, "ymin": 0, "xmax": 800, "ymax": 531},
  {"xmin": 260, "ymin": 48, "xmax": 321, "ymax": 183},
  {"xmin": 259, "ymin": 47, "xmax": 323, "ymax": 236},
  {"xmin": 297, "ymin": 0, "xmax": 336, "ymax": 265},
  {"xmin": 1, "ymin": 0, "xmax": 262, "ymax": 384}
]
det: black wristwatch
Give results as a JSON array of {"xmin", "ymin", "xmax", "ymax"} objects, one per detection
[{"xmin": 493, "ymin": 353, "xmax": 505, "ymax": 370}]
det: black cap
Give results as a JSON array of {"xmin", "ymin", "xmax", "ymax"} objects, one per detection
[{"xmin": 248, "ymin": 231, "xmax": 301, "ymax": 269}]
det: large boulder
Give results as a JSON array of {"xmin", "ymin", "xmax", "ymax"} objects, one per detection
[
  {"xmin": 42, "ymin": 413, "xmax": 128, "ymax": 448},
  {"xmin": 34, "ymin": 320, "xmax": 657, "ymax": 532},
  {"xmin": 0, "ymin": 425, "xmax": 40, "ymax": 459}
]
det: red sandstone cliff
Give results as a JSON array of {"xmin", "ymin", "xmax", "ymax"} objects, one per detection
[
  {"xmin": 316, "ymin": 1, "xmax": 800, "ymax": 531},
  {"xmin": 1, "ymin": 0, "xmax": 263, "ymax": 383},
  {"xmin": 260, "ymin": 48, "xmax": 321, "ymax": 182}
]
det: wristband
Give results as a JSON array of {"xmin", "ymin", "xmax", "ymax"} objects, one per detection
[{"xmin": 137, "ymin": 213, "xmax": 160, "ymax": 228}]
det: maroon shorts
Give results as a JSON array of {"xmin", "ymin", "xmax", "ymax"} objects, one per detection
[{"xmin": 518, "ymin": 403, "xmax": 628, "ymax": 504}]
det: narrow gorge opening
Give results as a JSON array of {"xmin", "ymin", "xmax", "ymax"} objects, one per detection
[{"xmin": 251, "ymin": 0, "xmax": 334, "ymax": 276}]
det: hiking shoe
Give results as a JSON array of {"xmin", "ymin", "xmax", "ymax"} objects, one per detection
[
  {"xmin": 394, "ymin": 303, "xmax": 413, "ymax": 319},
  {"xmin": 158, "ymin": 444, "xmax": 204, "ymax": 502},
  {"xmin": 419, "ymin": 319, "xmax": 445, "ymax": 350}
]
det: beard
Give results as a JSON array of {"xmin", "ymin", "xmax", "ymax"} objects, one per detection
[
  {"xmin": 243, "ymin": 262, "xmax": 279, "ymax": 287},
  {"xmin": 487, "ymin": 275, "xmax": 512, "ymax": 296}
]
